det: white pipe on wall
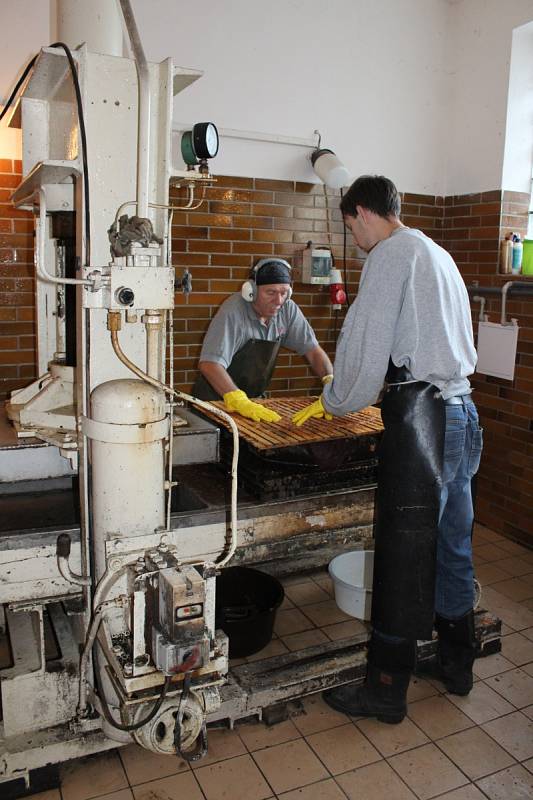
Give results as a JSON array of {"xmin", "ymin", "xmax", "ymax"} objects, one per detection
[{"xmin": 119, "ymin": 0, "xmax": 151, "ymax": 220}]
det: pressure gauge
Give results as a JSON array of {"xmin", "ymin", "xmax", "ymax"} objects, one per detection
[
  {"xmin": 193, "ymin": 122, "xmax": 219, "ymax": 159},
  {"xmin": 181, "ymin": 130, "xmax": 198, "ymax": 166}
]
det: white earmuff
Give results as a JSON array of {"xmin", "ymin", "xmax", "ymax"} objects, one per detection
[{"xmin": 241, "ymin": 280, "xmax": 257, "ymax": 302}]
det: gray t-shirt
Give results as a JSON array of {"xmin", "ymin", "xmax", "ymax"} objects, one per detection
[
  {"xmin": 323, "ymin": 227, "xmax": 477, "ymax": 415},
  {"xmin": 199, "ymin": 293, "xmax": 319, "ymax": 368}
]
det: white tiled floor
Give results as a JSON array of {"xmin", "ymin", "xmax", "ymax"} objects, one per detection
[{"xmin": 22, "ymin": 523, "xmax": 533, "ymax": 800}]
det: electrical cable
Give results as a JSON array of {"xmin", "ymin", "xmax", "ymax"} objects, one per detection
[
  {"xmin": 0, "ymin": 56, "xmax": 38, "ymax": 121},
  {"xmin": 95, "ymin": 664, "xmax": 171, "ymax": 732},
  {"xmin": 1, "ymin": 44, "xmax": 91, "ymax": 264},
  {"xmin": 49, "ymin": 42, "xmax": 91, "ymax": 266},
  {"xmin": 340, "ymin": 188, "xmax": 351, "ymax": 305}
]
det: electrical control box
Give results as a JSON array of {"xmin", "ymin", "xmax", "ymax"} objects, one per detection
[
  {"xmin": 159, "ymin": 565, "xmax": 206, "ymax": 643},
  {"xmin": 293, "ymin": 243, "xmax": 333, "ymax": 285}
]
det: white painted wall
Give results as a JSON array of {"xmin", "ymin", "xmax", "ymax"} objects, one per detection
[
  {"xmin": 446, "ymin": 0, "xmax": 533, "ymax": 195},
  {"xmin": 1, "ymin": 0, "xmax": 533, "ymax": 194}
]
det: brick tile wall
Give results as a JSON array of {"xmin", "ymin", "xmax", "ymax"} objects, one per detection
[
  {"xmin": 0, "ymin": 159, "xmax": 36, "ymax": 398},
  {"xmin": 443, "ymin": 190, "xmax": 532, "ymax": 546}
]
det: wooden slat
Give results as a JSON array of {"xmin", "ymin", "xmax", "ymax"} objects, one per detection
[{"xmin": 198, "ymin": 397, "xmax": 383, "ymax": 451}]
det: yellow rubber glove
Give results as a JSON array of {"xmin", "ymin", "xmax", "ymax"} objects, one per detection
[
  {"xmin": 223, "ymin": 389, "xmax": 281, "ymax": 423},
  {"xmin": 321, "ymin": 374, "xmax": 334, "ymax": 386},
  {"xmin": 292, "ymin": 395, "xmax": 333, "ymax": 427}
]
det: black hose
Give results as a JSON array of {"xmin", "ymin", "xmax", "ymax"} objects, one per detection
[
  {"xmin": 1, "ymin": 44, "xmax": 91, "ymax": 266},
  {"xmin": 97, "ymin": 670, "xmax": 172, "ymax": 732},
  {"xmin": 0, "ymin": 56, "xmax": 38, "ymax": 122},
  {"xmin": 340, "ymin": 187, "xmax": 351, "ymax": 306},
  {"xmin": 49, "ymin": 42, "xmax": 91, "ymax": 266}
]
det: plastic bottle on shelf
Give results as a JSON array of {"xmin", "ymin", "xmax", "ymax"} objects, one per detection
[
  {"xmin": 500, "ymin": 234, "xmax": 513, "ymax": 274},
  {"xmin": 512, "ymin": 234, "xmax": 523, "ymax": 274}
]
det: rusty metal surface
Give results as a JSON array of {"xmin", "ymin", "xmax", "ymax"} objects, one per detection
[{"xmin": 197, "ymin": 397, "xmax": 383, "ymax": 451}]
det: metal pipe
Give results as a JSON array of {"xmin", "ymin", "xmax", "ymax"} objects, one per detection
[
  {"xmin": 119, "ymin": 0, "xmax": 150, "ymax": 219},
  {"xmin": 467, "ymin": 283, "xmax": 533, "ymax": 296},
  {"xmin": 37, "ymin": 189, "xmax": 93, "ymax": 286}
]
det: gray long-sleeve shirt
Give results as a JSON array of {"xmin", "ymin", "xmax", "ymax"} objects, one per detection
[{"xmin": 322, "ymin": 227, "xmax": 477, "ymax": 416}]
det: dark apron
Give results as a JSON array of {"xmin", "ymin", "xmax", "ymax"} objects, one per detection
[
  {"xmin": 192, "ymin": 339, "xmax": 281, "ymax": 401},
  {"xmin": 371, "ymin": 361, "xmax": 445, "ymax": 641}
]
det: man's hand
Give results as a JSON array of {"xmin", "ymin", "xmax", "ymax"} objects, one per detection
[
  {"xmin": 292, "ymin": 395, "xmax": 333, "ymax": 427},
  {"xmin": 223, "ymin": 389, "xmax": 281, "ymax": 423}
]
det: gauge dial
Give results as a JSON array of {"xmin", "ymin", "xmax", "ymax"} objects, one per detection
[{"xmin": 193, "ymin": 122, "xmax": 219, "ymax": 159}]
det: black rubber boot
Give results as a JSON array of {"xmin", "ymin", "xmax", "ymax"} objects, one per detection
[
  {"xmin": 434, "ymin": 610, "xmax": 476, "ymax": 696},
  {"xmin": 323, "ymin": 635, "xmax": 415, "ymax": 725}
]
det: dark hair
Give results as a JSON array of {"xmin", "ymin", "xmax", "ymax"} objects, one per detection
[{"xmin": 340, "ymin": 175, "xmax": 401, "ymax": 219}]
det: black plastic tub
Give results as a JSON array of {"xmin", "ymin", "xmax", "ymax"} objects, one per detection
[{"xmin": 216, "ymin": 566, "xmax": 285, "ymax": 659}]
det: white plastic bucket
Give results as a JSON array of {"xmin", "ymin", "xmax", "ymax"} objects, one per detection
[{"xmin": 328, "ymin": 550, "xmax": 374, "ymax": 621}]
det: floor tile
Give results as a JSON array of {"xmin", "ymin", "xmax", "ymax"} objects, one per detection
[
  {"xmin": 336, "ymin": 760, "xmax": 417, "ymax": 800},
  {"xmin": 300, "ymin": 600, "xmax": 352, "ymax": 628},
  {"xmin": 429, "ymin": 787, "xmax": 486, "ymax": 800},
  {"xmin": 281, "ymin": 575, "xmax": 316, "ymax": 587},
  {"xmin": 498, "ymin": 556, "xmax": 533, "ymax": 578},
  {"xmin": 291, "ymin": 692, "xmax": 349, "ymax": 735},
  {"xmin": 119, "ymin": 743, "xmax": 189, "ymax": 785},
  {"xmin": 407, "ymin": 695, "xmax": 473, "ymax": 740},
  {"xmin": 447, "ymin": 680, "xmax": 515, "ymax": 723},
  {"xmin": 246, "ymin": 637, "xmax": 289, "ymax": 662},
  {"xmin": 475, "ymin": 563, "xmax": 513, "ymax": 585},
  {"xmin": 485, "ymin": 668, "xmax": 533, "ymax": 708},
  {"xmin": 355, "ymin": 716, "xmax": 429, "ymax": 757},
  {"xmin": 321, "ymin": 619, "xmax": 368, "ymax": 641},
  {"xmin": 195, "ymin": 753, "xmax": 271, "ymax": 800},
  {"xmin": 481, "ymin": 587, "xmax": 533, "ymax": 631},
  {"xmin": 131, "ymin": 772, "xmax": 203, "ymax": 800},
  {"xmin": 277, "ymin": 777, "xmax": 348, "ymax": 799},
  {"xmin": 96, "ymin": 792, "xmax": 134, "ymax": 800},
  {"xmin": 388, "ymin": 742, "xmax": 468, "ymax": 800},
  {"xmin": 476, "ymin": 763, "xmax": 533, "ymax": 800},
  {"xmin": 407, "ymin": 676, "xmax": 440, "ymax": 702},
  {"xmin": 189, "ymin": 726, "xmax": 247, "ymax": 768},
  {"xmin": 252, "ymin": 739, "xmax": 328, "ymax": 795},
  {"xmin": 491, "ymin": 578, "xmax": 533, "ymax": 603},
  {"xmin": 274, "ymin": 608, "xmax": 315, "ymax": 636},
  {"xmin": 473, "ymin": 524, "xmax": 504, "ymax": 543},
  {"xmin": 237, "ymin": 718, "xmax": 301, "ymax": 751},
  {"xmin": 473, "ymin": 544, "xmax": 510, "ymax": 562},
  {"xmin": 24, "ymin": 792, "xmax": 62, "ymax": 800},
  {"xmin": 60, "ymin": 751, "xmax": 129, "ymax": 800},
  {"xmin": 437, "ymin": 726, "xmax": 515, "ymax": 780},
  {"xmin": 524, "ymin": 757, "xmax": 533, "ymax": 773},
  {"xmin": 523, "ymin": 662, "xmax": 533, "ymax": 677},
  {"xmin": 281, "ymin": 628, "xmax": 329, "ymax": 651},
  {"xmin": 482, "ymin": 710, "xmax": 533, "ymax": 761},
  {"xmin": 522, "ymin": 627, "xmax": 533, "ymax": 642},
  {"xmin": 472, "ymin": 652, "xmax": 515, "ymax": 679},
  {"xmin": 285, "ymin": 582, "xmax": 331, "ymax": 606},
  {"xmin": 313, "ymin": 576, "xmax": 334, "ymax": 596},
  {"xmin": 501, "ymin": 632, "xmax": 533, "ymax": 666},
  {"xmin": 496, "ymin": 540, "xmax": 532, "ymax": 557},
  {"xmin": 306, "ymin": 722, "xmax": 381, "ymax": 774}
]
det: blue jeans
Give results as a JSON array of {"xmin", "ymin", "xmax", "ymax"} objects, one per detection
[{"xmin": 435, "ymin": 398, "xmax": 483, "ymax": 619}]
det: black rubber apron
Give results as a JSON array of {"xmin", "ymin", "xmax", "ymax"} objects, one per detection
[
  {"xmin": 192, "ymin": 339, "xmax": 281, "ymax": 401},
  {"xmin": 371, "ymin": 362, "xmax": 445, "ymax": 641}
]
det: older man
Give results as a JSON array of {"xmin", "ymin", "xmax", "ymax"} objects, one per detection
[{"xmin": 193, "ymin": 257, "xmax": 333, "ymax": 421}]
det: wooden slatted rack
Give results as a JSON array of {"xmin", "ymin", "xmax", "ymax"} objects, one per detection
[{"xmin": 196, "ymin": 397, "xmax": 383, "ymax": 451}]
